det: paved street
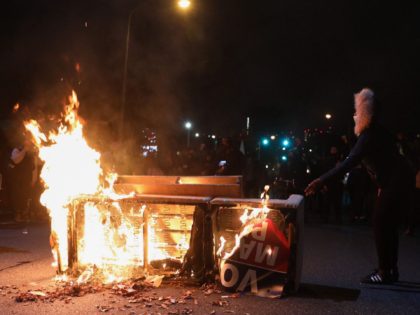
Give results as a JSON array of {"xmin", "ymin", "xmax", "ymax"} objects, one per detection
[{"xmin": 0, "ymin": 220, "xmax": 419, "ymax": 315}]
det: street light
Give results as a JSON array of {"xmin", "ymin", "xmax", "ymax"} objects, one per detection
[
  {"xmin": 325, "ymin": 113, "xmax": 332, "ymax": 120},
  {"xmin": 261, "ymin": 138, "xmax": 269, "ymax": 146},
  {"xmin": 177, "ymin": 0, "xmax": 191, "ymax": 9},
  {"xmin": 119, "ymin": 1, "xmax": 191, "ymax": 141},
  {"xmin": 185, "ymin": 121, "xmax": 192, "ymax": 147}
]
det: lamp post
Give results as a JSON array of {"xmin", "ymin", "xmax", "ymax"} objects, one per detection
[
  {"xmin": 119, "ymin": 7, "xmax": 136, "ymax": 141},
  {"xmin": 119, "ymin": 0, "xmax": 191, "ymax": 141},
  {"xmin": 185, "ymin": 121, "xmax": 192, "ymax": 147}
]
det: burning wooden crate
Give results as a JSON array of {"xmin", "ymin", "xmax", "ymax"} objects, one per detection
[
  {"xmin": 64, "ymin": 175, "xmax": 243, "ymax": 282},
  {"xmin": 67, "ymin": 194, "xmax": 213, "ymax": 282},
  {"xmin": 211, "ymin": 195, "xmax": 304, "ymax": 297}
]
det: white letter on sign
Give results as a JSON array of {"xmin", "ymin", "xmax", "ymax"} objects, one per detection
[
  {"xmin": 237, "ymin": 269, "xmax": 258, "ymax": 293},
  {"xmin": 220, "ymin": 262, "xmax": 239, "ymax": 288},
  {"xmin": 255, "ymin": 243, "xmax": 279, "ymax": 266},
  {"xmin": 251, "ymin": 221, "xmax": 268, "ymax": 241},
  {"xmin": 239, "ymin": 239, "xmax": 255, "ymax": 260}
]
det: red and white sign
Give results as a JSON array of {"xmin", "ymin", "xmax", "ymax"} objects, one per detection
[
  {"xmin": 229, "ymin": 219, "xmax": 290, "ymax": 273},
  {"xmin": 220, "ymin": 218, "xmax": 291, "ymax": 295}
]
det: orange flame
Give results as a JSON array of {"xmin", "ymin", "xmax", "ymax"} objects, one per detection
[
  {"xmin": 24, "ymin": 91, "xmax": 190, "ymax": 283},
  {"xmin": 25, "ymin": 91, "xmax": 102, "ymax": 271},
  {"xmin": 218, "ymin": 186, "xmax": 271, "ymax": 261}
]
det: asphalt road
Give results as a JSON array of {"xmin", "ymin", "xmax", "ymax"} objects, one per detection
[{"xmin": 1, "ymin": 220, "xmax": 419, "ymax": 315}]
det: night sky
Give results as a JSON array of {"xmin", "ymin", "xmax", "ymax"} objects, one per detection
[{"xmin": 1, "ymin": 0, "xmax": 419, "ymax": 143}]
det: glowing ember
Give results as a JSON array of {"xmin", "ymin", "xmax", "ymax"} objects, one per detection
[{"xmin": 13, "ymin": 103, "xmax": 20, "ymax": 113}]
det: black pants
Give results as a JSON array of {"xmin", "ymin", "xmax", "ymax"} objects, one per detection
[{"xmin": 373, "ymin": 176, "xmax": 415, "ymax": 271}]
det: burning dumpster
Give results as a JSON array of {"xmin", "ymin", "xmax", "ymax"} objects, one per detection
[{"xmin": 212, "ymin": 194, "xmax": 304, "ymax": 297}]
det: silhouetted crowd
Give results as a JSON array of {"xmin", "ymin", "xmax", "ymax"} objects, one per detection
[
  {"xmin": 131, "ymin": 131, "xmax": 420, "ymax": 232},
  {"xmin": 1, "ymin": 126, "xmax": 419, "ymax": 231}
]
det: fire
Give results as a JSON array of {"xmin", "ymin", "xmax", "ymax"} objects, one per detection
[
  {"xmin": 25, "ymin": 91, "xmax": 102, "ymax": 272},
  {"xmin": 217, "ymin": 185, "xmax": 271, "ymax": 261},
  {"xmin": 25, "ymin": 91, "xmax": 190, "ymax": 283},
  {"xmin": 13, "ymin": 103, "xmax": 20, "ymax": 113},
  {"xmin": 76, "ymin": 201, "xmax": 145, "ymax": 283}
]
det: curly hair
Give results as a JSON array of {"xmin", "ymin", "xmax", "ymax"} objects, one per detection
[{"xmin": 354, "ymin": 88, "xmax": 376, "ymax": 136}]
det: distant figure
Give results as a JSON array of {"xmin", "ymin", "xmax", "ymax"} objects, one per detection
[
  {"xmin": 9, "ymin": 139, "xmax": 38, "ymax": 222},
  {"xmin": 244, "ymin": 151, "xmax": 261, "ymax": 198},
  {"xmin": 305, "ymin": 88, "xmax": 416, "ymax": 284},
  {"xmin": 321, "ymin": 145, "xmax": 344, "ymax": 224},
  {"xmin": 0, "ymin": 130, "xmax": 12, "ymax": 216},
  {"xmin": 215, "ymin": 137, "xmax": 245, "ymax": 176},
  {"xmin": 197, "ymin": 140, "xmax": 216, "ymax": 175}
]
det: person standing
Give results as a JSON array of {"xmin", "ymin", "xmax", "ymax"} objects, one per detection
[
  {"xmin": 305, "ymin": 88, "xmax": 415, "ymax": 284},
  {"xmin": 9, "ymin": 139, "xmax": 37, "ymax": 222}
]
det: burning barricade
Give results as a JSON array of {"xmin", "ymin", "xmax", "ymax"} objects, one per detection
[
  {"xmin": 23, "ymin": 91, "xmax": 303, "ymax": 299},
  {"xmin": 212, "ymin": 193, "xmax": 303, "ymax": 297}
]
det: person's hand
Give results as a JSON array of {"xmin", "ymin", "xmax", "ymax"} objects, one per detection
[{"xmin": 304, "ymin": 178, "xmax": 324, "ymax": 196}]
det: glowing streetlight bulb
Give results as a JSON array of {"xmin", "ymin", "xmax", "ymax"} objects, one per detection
[
  {"xmin": 185, "ymin": 121, "xmax": 192, "ymax": 129},
  {"xmin": 178, "ymin": 0, "xmax": 191, "ymax": 9},
  {"xmin": 325, "ymin": 113, "xmax": 332, "ymax": 120},
  {"xmin": 195, "ymin": 132, "xmax": 200, "ymax": 138},
  {"xmin": 270, "ymin": 135, "xmax": 276, "ymax": 140}
]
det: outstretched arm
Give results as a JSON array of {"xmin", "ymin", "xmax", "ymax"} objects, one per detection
[{"xmin": 305, "ymin": 132, "xmax": 369, "ymax": 196}]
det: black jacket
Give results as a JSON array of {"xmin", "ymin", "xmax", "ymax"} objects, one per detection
[{"xmin": 320, "ymin": 124, "xmax": 412, "ymax": 189}]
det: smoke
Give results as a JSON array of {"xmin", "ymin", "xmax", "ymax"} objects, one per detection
[{"xmin": 0, "ymin": 0, "xmax": 202, "ymax": 174}]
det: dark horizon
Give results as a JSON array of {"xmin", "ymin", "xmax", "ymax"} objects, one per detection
[{"xmin": 1, "ymin": 0, "xmax": 419, "ymax": 140}]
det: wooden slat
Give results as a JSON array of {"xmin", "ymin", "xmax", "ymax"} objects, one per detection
[{"xmin": 114, "ymin": 183, "xmax": 243, "ymax": 198}]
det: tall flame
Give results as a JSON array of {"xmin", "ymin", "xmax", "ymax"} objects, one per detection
[
  {"xmin": 25, "ymin": 91, "xmax": 102, "ymax": 271},
  {"xmin": 24, "ymin": 91, "xmax": 191, "ymax": 283}
]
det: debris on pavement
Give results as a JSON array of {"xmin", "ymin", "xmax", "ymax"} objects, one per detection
[{"xmin": 8, "ymin": 274, "xmax": 243, "ymax": 314}]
